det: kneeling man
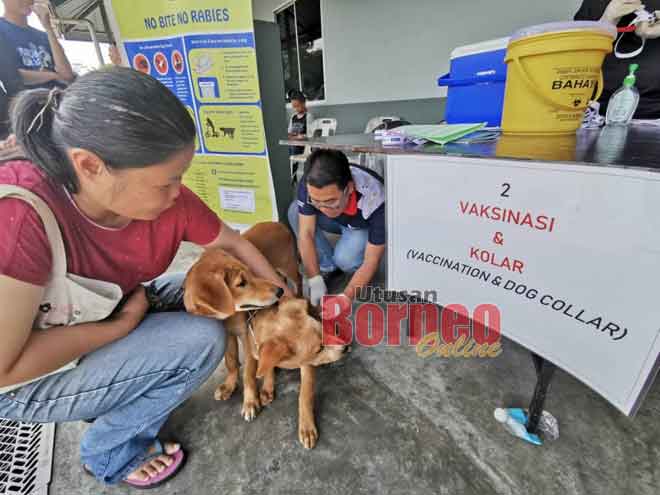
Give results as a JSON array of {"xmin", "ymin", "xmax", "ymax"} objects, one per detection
[{"xmin": 288, "ymin": 149, "xmax": 386, "ymax": 307}]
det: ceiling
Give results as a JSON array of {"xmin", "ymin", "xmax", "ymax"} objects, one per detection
[{"xmin": 50, "ymin": 0, "xmax": 113, "ymax": 43}]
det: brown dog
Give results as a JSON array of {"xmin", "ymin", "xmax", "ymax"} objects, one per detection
[
  {"xmin": 183, "ymin": 222, "xmax": 349, "ymax": 448},
  {"xmin": 248, "ymin": 296, "xmax": 349, "ymax": 448}
]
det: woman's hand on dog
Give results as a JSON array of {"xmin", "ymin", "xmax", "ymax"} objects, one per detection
[
  {"xmin": 206, "ymin": 224, "xmax": 295, "ymax": 298},
  {"xmin": 112, "ymin": 286, "xmax": 150, "ymax": 337}
]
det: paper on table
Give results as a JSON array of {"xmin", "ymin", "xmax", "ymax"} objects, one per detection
[{"xmin": 389, "ymin": 123, "xmax": 487, "ymax": 145}]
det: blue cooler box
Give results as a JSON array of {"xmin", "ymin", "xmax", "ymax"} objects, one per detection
[{"xmin": 438, "ymin": 37, "xmax": 509, "ymax": 127}]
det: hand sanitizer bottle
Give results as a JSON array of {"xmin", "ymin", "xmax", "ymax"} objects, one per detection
[{"xmin": 605, "ymin": 64, "xmax": 640, "ymax": 126}]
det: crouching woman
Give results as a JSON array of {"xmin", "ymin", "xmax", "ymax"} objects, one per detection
[{"xmin": 0, "ymin": 67, "xmax": 289, "ymax": 487}]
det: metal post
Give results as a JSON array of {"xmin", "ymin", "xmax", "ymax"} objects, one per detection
[
  {"xmin": 55, "ymin": 18, "xmax": 105, "ymax": 66},
  {"xmin": 97, "ymin": 0, "xmax": 116, "ymax": 45},
  {"xmin": 526, "ymin": 353, "xmax": 556, "ymax": 434},
  {"xmin": 56, "ymin": 0, "xmax": 101, "ymax": 36},
  {"xmin": 293, "ymin": 0, "xmax": 303, "ymax": 94}
]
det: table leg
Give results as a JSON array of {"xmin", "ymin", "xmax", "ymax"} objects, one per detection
[{"xmin": 526, "ymin": 353, "xmax": 556, "ymax": 434}]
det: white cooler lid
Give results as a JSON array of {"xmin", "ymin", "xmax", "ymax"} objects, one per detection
[{"xmin": 450, "ymin": 37, "xmax": 510, "ymax": 59}]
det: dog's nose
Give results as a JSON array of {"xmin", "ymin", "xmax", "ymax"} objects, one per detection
[{"xmin": 275, "ymin": 287, "xmax": 284, "ymax": 299}]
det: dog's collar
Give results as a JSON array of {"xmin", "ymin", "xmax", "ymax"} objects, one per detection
[{"xmin": 246, "ymin": 310, "xmax": 260, "ymax": 353}]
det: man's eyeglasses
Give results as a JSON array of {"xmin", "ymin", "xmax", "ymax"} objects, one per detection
[{"xmin": 308, "ymin": 187, "xmax": 349, "ymax": 210}]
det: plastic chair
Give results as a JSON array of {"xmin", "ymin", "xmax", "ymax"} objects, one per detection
[
  {"xmin": 364, "ymin": 116, "xmax": 400, "ymax": 134},
  {"xmin": 312, "ymin": 118, "xmax": 338, "ymax": 138},
  {"xmin": 290, "ymin": 118, "xmax": 338, "ymax": 185}
]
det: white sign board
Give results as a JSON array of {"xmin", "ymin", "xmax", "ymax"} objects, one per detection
[{"xmin": 387, "ymin": 154, "xmax": 660, "ymax": 416}]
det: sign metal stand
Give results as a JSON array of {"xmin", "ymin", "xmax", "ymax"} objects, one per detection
[{"xmin": 526, "ymin": 353, "xmax": 557, "ymax": 435}]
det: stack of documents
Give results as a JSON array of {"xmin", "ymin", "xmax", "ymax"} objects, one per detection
[{"xmin": 376, "ymin": 123, "xmax": 487, "ymax": 146}]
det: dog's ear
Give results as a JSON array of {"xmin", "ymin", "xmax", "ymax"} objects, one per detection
[
  {"xmin": 184, "ymin": 268, "xmax": 235, "ymax": 319},
  {"xmin": 256, "ymin": 338, "xmax": 292, "ymax": 378}
]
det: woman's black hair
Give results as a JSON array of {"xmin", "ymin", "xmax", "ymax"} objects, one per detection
[
  {"xmin": 11, "ymin": 66, "xmax": 196, "ymax": 193},
  {"xmin": 305, "ymin": 149, "xmax": 352, "ymax": 190}
]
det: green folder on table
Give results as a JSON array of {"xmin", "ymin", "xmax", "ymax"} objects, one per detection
[{"xmin": 392, "ymin": 123, "xmax": 487, "ymax": 146}]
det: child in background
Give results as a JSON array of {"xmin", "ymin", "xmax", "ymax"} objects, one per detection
[{"xmin": 288, "ymin": 90, "xmax": 314, "ymax": 156}]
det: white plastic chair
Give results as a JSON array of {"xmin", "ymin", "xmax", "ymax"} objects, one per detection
[
  {"xmin": 312, "ymin": 118, "xmax": 338, "ymax": 138},
  {"xmin": 290, "ymin": 118, "xmax": 338, "ymax": 184}
]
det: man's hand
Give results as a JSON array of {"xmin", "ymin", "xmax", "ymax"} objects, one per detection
[
  {"xmin": 636, "ymin": 12, "xmax": 660, "ymax": 38},
  {"xmin": 308, "ymin": 275, "xmax": 327, "ymax": 306},
  {"xmin": 33, "ymin": 1, "xmax": 56, "ymax": 34},
  {"xmin": 108, "ymin": 45, "xmax": 122, "ymax": 66},
  {"xmin": 601, "ymin": 0, "xmax": 643, "ymax": 25}
]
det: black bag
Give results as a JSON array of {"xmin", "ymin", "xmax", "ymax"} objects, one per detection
[{"xmin": 0, "ymin": 33, "xmax": 23, "ymax": 139}]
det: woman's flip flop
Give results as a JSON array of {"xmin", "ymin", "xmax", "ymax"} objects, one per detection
[
  {"xmin": 122, "ymin": 448, "xmax": 186, "ymax": 489},
  {"xmin": 83, "ymin": 442, "xmax": 186, "ymax": 489}
]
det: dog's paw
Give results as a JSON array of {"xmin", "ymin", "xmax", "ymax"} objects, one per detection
[
  {"xmin": 259, "ymin": 388, "xmax": 275, "ymax": 406},
  {"xmin": 214, "ymin": 383, "xmax": 236, "ymax": 401},
  {"xmin": 241, "ymin": 398, "xmax": 261, "ymax": 422},
  {"xmin": 298, "ymin": 421, "xmax": 318, "ymax": 449}
]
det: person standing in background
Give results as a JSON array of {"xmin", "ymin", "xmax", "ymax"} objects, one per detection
[
  {"xmin": 575, "ymin": 0, "xmax": 660, "ymax": 118},
  {"xmin": 288, "ymin": 90, "xmax": 314, "ymax": 156},
  {"xmin": 0, "ymin": 0, "xmax": 74, "ymax": 89},
  {"xmin": 287, "ymin": 91, "xmax": 314, "ymax": 185}
]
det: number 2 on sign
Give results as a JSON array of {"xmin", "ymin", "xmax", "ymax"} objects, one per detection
[{"xmin": 500, "ymin": 183, "xmax": 511, "ymax": 198}]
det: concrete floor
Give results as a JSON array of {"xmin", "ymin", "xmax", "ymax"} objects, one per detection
[{"xmin": 49, "ymin": 242, "xmax": 660, "ymax": 495}]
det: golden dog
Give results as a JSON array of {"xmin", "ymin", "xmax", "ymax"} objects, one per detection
[{"xmin": 184, "ymin": 222, "xmax": 349, "ymax": 448}]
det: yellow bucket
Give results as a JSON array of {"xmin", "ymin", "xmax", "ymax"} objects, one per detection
[
  {"xmin": 501, "ymin": 22, "xmax": 616, "ymax": 135},
  {"xmin": 496, "ymin": 133, "xmax": 577, "ymax": 162}
]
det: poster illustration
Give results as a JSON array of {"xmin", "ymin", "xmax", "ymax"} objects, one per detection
[{"xmin": 106, "ymin": 0, "xmax": 277, "ymax": 229}]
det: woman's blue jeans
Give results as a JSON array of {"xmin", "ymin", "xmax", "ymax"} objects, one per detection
[{"xmin": 0, "ymin": 273, "xmax": 226, "ymax": 484}]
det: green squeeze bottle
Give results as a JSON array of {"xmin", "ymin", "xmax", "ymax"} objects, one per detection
[{"xmin": 605, "ymin": 64, "xmax": 640, "ymax": 126}]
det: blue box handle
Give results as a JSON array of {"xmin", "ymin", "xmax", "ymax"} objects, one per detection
[{"xmin": 438, "ymin": 72, "xmax": 506, "ymax": 87}]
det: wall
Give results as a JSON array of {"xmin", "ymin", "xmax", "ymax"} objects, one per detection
[
  {"xmin": 306, "ymin": 98, "xmax": 446, "ymax": 133},
  {"xmin": 254, "ymin": 0, "xmax": 587, "ymax": 131},
  {"xmin": 254, "ymin": 21, "xmax": 293, "ymax": 221},
  {"xmin": 322, "ymin": 0, "xmax": 584, "ymax": 105},
  {"xmin": 252, "ymin": 0, "xmax": 283, "ymax": 22}
]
